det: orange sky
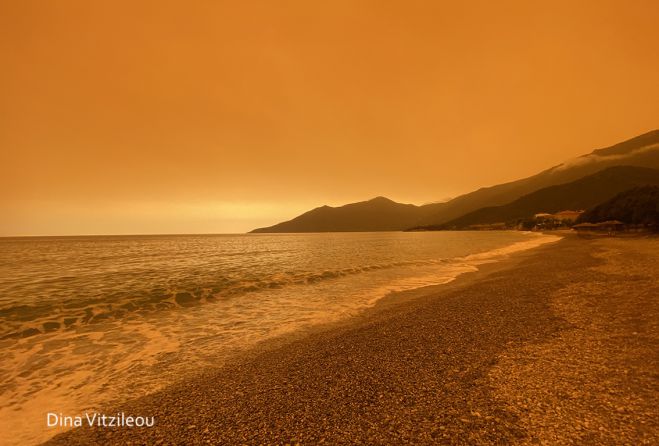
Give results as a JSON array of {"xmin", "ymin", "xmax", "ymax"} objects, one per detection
[{"xmin": 1, "ymin": 0, "xmax": 658, "ymax": 235}]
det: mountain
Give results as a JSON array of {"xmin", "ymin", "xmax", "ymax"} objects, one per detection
[
  {"xmin": 577, "ymin": 185, "xmax": 659, "ymax": 226},
  {"xmin": 415, "ymin": 130, "xmax": 659, "ymax": 226},
  {"xmin": 250, "ymin": 197, "xmax": 425, "ymax": 233},
  {"xmin": 250, "ymin": 130, "xmax": 659, "ymax": 233},
  {"xmin": 431, "ymin": 166, "xmax": 659, "ymax": 229}
]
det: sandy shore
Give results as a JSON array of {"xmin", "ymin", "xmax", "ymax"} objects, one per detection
[{"xmin": 45, "ymin": 235, "xmax": 658, "ymax": 445}]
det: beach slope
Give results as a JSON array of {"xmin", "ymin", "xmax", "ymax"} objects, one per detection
[{"xmin": 45, "ymin": 236, "xmax": 659, "ymax": 445}]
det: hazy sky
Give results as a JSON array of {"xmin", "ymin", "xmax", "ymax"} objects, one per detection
[{"xmin": 2, "ymin": 1, "xmax": 658, "ymax": 235}]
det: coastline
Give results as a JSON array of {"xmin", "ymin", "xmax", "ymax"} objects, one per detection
[{"xmin": 44, "ymin": 235, "xmax": 658, "ymax": 445}]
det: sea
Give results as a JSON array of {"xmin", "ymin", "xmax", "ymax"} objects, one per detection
[{"xmin": 0, "ymin": 231, "xmax": 560, "ymax": 445}]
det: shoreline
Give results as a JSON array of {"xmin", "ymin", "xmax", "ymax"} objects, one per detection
[
  {"xmin": 1, "ymin": 231, "xmax": 555, "ymax": 446},
  {"xmin": 218, "ymin": 232, "xmax": 562, "ymax": 367},
  {"xmin": 44, "ymin": 235, "xmax": 658, "ymax": 444}
]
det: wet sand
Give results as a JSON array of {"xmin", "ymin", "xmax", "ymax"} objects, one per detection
[{"xmin": 45, "ymin": 235, "xmax": 658, "ymax": 445}]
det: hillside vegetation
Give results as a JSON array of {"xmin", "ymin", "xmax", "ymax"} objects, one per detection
[
  {"xmin": 577, "ymin": 185, "xmax": 659, "ymax": 226},
  {"xmin": 429, "ymin": 166, "xmax": 659, "ymax": 229}
]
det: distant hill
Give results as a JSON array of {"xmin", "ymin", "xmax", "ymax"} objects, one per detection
[
  {"xmin": 250, "ymin": 197, "xmax": 424, "ymax": 233},
  {"xmin": 250, "ymin": 130, "xmax": 659, "ymax": 233},
  {"xmin": 430, "ymin": 166, "xmax": 659, "ymax": 229},
  {"xmin": 577, "ymin": 185, "xmax": 659, "ymax": 226},
  {"xmin": 416, "ymin": 129, "xmax": 659, "ymax": 227}
]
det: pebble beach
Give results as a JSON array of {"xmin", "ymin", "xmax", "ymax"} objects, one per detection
[{"xmin": 45, "ymin": 235, "xmax": 659, "ymax": 445}]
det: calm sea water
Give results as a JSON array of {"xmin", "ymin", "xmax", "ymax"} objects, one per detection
[{"xmin": 0, "ymin": 231, "xmax": 559, "ymax": 445}]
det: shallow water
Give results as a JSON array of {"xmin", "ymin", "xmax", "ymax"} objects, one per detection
[{"xmin": 0, "ymin": 231, "xmax": 560, "ymax": 445}]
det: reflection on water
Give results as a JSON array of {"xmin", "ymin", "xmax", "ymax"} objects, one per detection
[{"xmin": 0, "ymin": 231, "xmax": 560, "ymax": 445}]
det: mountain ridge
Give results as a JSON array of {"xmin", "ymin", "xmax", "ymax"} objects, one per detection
[
  {"xmin": 414, "ymin": 129, "xmax": 659, "ymax": 227},
  {"xmin": 427, "ymin": 166, "xmax": 659, "ymax": 229},
  {"xmin": 250, "ymin": 130, "xmax": 659, "ymax": 233},
  {"xmin": 250, "ymin": 196, "xmax": 423, "ymax": 233}
]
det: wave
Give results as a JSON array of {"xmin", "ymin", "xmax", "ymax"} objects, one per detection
[
  {"xmin": 461, "ymin": 232, "xmax": 562, "ymax": 263},
  {"xmin": 0, "ymin": 232, "xmax": 561, "ymax": 340},
  {"xmin": 0, "ymin": 258, "xmax": 453, "ymax": 340}
]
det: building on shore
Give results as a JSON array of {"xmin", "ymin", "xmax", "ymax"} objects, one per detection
[
  {"xmin": 552, "ymin": 210, "xmax": 584, "ymax": 222},
  {"xmin": 532, "ymin": 210, "xmax": 585, "ymax": 230}
]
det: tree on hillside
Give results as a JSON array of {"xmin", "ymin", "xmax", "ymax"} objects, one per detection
[{"xmin": 577, "ymin": 186, "xmax": 659, "ymax": 226}]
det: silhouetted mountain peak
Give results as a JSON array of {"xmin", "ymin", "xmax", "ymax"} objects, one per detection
[
  {"xmin": 368, "ymin": 196, "xmax": 395, "ymax": 203},
  {"xmin": 250, "ymin": 196, "xmax": 423, "ymax": 233},
  {"xmin": 251, "ymin": 130, "xmax": 659, "ymax": 233}
]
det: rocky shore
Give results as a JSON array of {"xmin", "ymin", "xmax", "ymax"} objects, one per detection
[{"xmin": 45, "ymin": 236, "xmax": 658, "ymax": 445}]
